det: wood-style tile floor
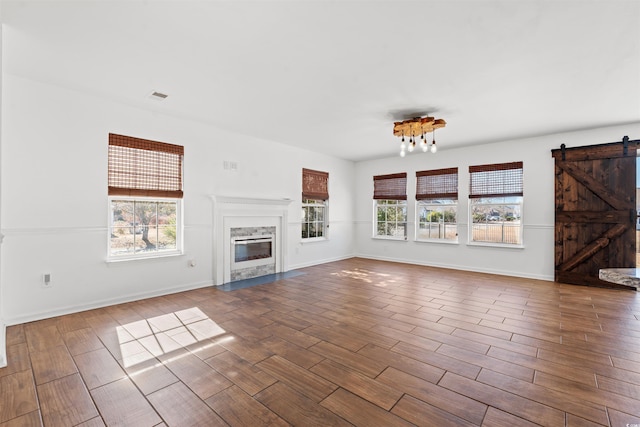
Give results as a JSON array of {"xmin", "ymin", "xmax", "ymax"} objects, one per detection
[{"xmin": 2, "ymin": 258, "xmax": 640, "ymax": 426}]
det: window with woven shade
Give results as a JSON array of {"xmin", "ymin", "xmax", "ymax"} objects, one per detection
[
  {"xmin": 416, "ymin": 168, "xmax": 458, "ymax": 242},
  {"xmin": 108, "ymin": 133, "xmax": 184, "ymax": 198},
  {"xmin": 373, "ymin": 173, "xmax": 407, "ymax": 239},
  {"xmin": 416, "ymin": 167, "xmax": 458, "ymax": 200},
  {"xmin": 469, "ymin": 161, "xmax": 523, "ymax": 199},
  {"xmin": 302, "ymin": 169, "xmax": 329, "ymax": 240},
  {"xmin": 373, "ymin": 173, "xmax": 407, "ymax": 200},
  {"xmin": 108, "ymin": 134, "xmax": 184, "ymax": 259},
  {"xmin": 468, "ymin": 161, "xmax": 523, "ymax": 246}
]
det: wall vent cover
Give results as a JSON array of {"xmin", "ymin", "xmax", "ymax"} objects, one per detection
[{"xmin": 149, "ymin": 91, "xmax": 168, "ymax": 100}]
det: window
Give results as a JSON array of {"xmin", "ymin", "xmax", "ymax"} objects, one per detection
[
  {"xmin": 110, "ymin": 199, "xmax": 180, "ymax": 257},
  {"xmin": 373, "ymin": 173, "xmax": 407, "ymax": 239},
  {"xmin": 108, "ymin": 133, "xmax": 184, "ymax": 259},
  {"xmin": 469, "ymin": 161, "xmax": 523, "ymax": 245},
  {"xmin": 416, "ymin": 168, "xmax": 458, "ymax": 242},
  {"xmin": 302, "ymin": 168, "xmax": 328, "ymax": 240}
]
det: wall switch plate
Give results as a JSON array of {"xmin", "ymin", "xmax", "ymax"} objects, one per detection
[{"xmin": 43, "ymin": 273, "xmax": 52, "ymax": 287}]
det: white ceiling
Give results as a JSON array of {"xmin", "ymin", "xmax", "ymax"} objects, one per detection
[{"xmin": 2, "ymin": 0, "xmax": 639, "ymax": 161}]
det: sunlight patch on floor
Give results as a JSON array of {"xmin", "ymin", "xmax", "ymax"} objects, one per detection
[
  {"xmin": 117, "ymin": 307, "xmax": 228, "ymax": 368},
  {"xmin": 331, "ymin": 268, "xmax": 396, "ymax": 287}
]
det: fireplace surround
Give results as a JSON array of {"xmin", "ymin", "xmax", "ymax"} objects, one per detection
[
  {"xmin": 230, "ymin": 228, "xmax": 276, "ymax": 281},
  {"xmin": 211, "ymin": 195, "xmax": 292, "ymax": 285}
]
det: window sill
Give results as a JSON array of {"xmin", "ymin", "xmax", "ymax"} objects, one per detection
[
  {"xmin": 466, "ymin": 241, "xmax": 524, "ymax": 249},
  {"xmin": 301, "ymin": 237, "xmax": 328, "ymax": 244},
  {"xmin": 415, "ymin": 239, "xmax": 459, "ymax": 245},
  {"xmin": 106, "ymin": 251, "xmax": 184, "ymax": 263},
  {"xmin": 372, "ymin": 236, "xmax": 408, "ymax": 241}
]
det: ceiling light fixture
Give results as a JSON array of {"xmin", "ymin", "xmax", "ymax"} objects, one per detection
[{"xmin": 394, "ymin": 116, "xmax": 445, "ymax": 157}]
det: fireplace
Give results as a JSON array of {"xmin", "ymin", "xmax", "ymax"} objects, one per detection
[
  {"xmin": 229, "ymin": 226, "xmax": 277, "ymax": 281},
  {"xmin": 212, "ymin": 195, "xmax": 292, "ymax": 285},
  {"xmin": 232, "ymin": 235, "xmax": 274, "ymax": 268}
]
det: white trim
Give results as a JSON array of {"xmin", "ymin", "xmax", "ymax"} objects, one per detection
[
  {"xmin": 3, "ymin": 280, "xmax": 214, "ymax": 326},
  {"xmin": 211, "ymin": 195, "xmax": 293, "ymax": 285},
  {"xmin": 466, "ymin": 241, "xmax": 525, "ymax": 249},
  {"xmin": 356, "ymin": 254, "xmax": 554, "ymax": 281},
  {"xmin": 415, "ymin": 239, "xmax": 459, "ymax": 245},
  {"xmin": 300, "ymin": 237, "xmax": 329, "ymax": 244},
  {"xmin": 0, "ymin": 323, "xmax": 5, "ymax": 368},
  {"xmin": 0, "ymin": 223, "xmax": 210, "ymax": 236},
  {"xmin": 106, "ymin": 251, "xmax": 185, "ymax": 263},
  {"xmin": 2, "ymin": 226, "xmax": 107, "ymax": 235},
  {"xmin": 371, "ymin": 236, "xmax": 408, "ymax": 241}
]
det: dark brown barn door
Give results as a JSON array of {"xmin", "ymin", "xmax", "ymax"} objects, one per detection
[{"xmin": 552, "ymin": 136, "xmax": 637, "ymax": 288}]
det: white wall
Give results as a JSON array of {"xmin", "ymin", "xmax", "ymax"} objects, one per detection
[
  {"xmin": 355, "ymin": 123, "xmax": 640, "ymax": 281},
  {"xmin": 0, "ymin": 74, "xmax": 355, "ymax": 325},
  {"xmin": 0, "ymin": 18, "xmax": 6, "ymax": 368},
  {"xmin": 2, "ymin": 73, "xmax": 639, "ymax": 328}
]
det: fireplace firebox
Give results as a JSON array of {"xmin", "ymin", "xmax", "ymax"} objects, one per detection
[{"xmin": 231, "ymin": 234, "xmax": 275, "ymax": 270}]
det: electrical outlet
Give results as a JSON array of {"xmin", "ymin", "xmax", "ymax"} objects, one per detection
[{"xmin": 42, "ymin": 273, "xmax": 52, "ymax": 288}]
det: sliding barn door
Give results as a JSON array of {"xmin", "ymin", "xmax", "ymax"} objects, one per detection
[{"xmin": 552, "ymin": 137, "xmax": 637, "ymax": 288}]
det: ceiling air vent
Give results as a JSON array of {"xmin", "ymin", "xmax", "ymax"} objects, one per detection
[{"xmin": 149, "ymin": 91, "xmax": 168, "ymax": 100}]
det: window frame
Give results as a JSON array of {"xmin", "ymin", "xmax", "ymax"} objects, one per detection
[
  {"xmin": 468, "ymin": 162, "xmax": 524, "ymax": 247},
  {"xmin": 301, "ymin": 198, "xmax": 328, "ymax": 241},
  {"xmin": 374, "ymin": 199, "xmax": 408, "ymax": 240},
  {"xmin": 468, "ymin": 197, "xmax": 524, "ymax": 247},
  {"xmin": 415, "ymin": 167, "xmax": 458, "ymax": 243},
  {"xmin": 108, "ymin": 196, "xmax": 184, "ymax": 261},
  {"xmin": 301, "ymin": 168, "xmax": 329, "ymax": 241},
  {"xmin": 416, "ymin": 199, "xmax": 458, "ymax": 243},
  {"xmin": 373, "ymin": 173, "xmax": 408, "ymax": 240}
]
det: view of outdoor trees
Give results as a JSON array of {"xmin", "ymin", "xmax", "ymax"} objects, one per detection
[
  {"xmin": 110, "ymin": 200, "xmax": 178, "ymax": 256},
  {"xmin": 376, "ymin": 200, "xmax": 407, "ymax": 238},
  {"xmin": 417, "ymin": 201, "xmax": 457, "ymax": 240}
]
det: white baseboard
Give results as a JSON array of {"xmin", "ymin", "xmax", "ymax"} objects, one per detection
[
  {"xmin": 0, "ymin": 322, "xmax": 6, "ymax": 368},
  {"xmin": 5, "ymin": 280, "xmax": 214, "ymax": 326},
  {"xmin": 5, "ymin": 254, "xmax": 552, "ymax": 326},
  {"xmin": 356, "ymin": 254, "xmax": 554, "ymax": 282}
]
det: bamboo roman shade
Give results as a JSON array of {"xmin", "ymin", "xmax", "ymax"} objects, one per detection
[
  {"xmin": 416, "ymin": 167, "xmax": 458, "ymax": 200},
  {"xmin": 373, "ymin": 173, "xmax": 407, "ymax": 200},
  {"xmin": 302, "ymin": 168, "xmax": 329, "ymax": 200},
  {"xmin": 108, "ymin": 133, "xmax": 184, "ymax": 198},
  {"xmin": 469, "ymin": 161, "xmax": 523, "ymax": 198}
]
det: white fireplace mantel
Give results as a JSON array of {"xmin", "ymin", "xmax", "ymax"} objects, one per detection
[{"xmin": 211, "ymin": 195, "xmax": 293, "ymax": 285}]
